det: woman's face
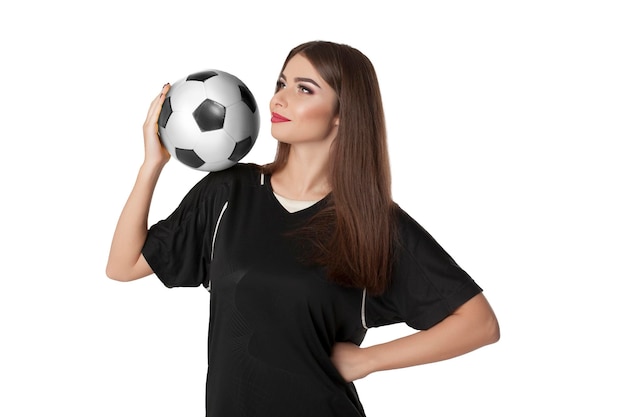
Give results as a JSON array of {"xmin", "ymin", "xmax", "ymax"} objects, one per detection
[{"xmin": 269, "ymin": 53, "xmax": 339, "ymax": 146}]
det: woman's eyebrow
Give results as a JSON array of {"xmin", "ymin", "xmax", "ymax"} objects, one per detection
[{"xmin": 280, "ymin": 73, "xmax": 321, "ymax": 88}]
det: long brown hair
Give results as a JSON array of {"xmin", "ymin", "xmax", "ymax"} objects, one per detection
[{"xmin": 264, "ymin": 41, "xmax": 395, "ymax": 295}]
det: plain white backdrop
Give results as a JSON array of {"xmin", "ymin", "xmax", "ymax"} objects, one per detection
[{"xmin": 1, "ymin": 0, "xmax": 624, "ymax": 415}]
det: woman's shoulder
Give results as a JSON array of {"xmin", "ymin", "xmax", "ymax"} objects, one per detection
[
  {"xmin": 177, "ymin": 163, "xmax": 263, "ymax": 206},
  {"xmin": 391, "ymin": 203, "xmax": 441, "ymax": 252},
  {"xmin": 392, "ymin": 204, "xmax": 425, "ymax": 236},
  {"xmin": 195, "ymin": 162, "xmax": 263, "ymax": 188}
]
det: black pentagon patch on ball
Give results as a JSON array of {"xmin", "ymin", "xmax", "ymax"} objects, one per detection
[
  {"xmin": 193, "ymin": 99, "xmax": 226, "ymax": 131},
  {"xmin": 238, "ymin": 84, "xmax": 257, "ymax": 113},
  {"xmin": 229, "ymin": 137, "xmax": 253, "ymax": 161},
  {"xmin": 175, "ymin": 148, "xmax": 205, "ymax": 169},
  {"xmin": 158, "ymin": 97, "xmax": 173, "ymax": 128},
  {"xmin": 186, "ymin": 70, "xmax": 219, "ymax": 82}
]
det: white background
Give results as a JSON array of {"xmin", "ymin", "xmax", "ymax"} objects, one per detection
[{"xmin": 1, "ymin": 1, "xmax": 624, "ymax": 416}]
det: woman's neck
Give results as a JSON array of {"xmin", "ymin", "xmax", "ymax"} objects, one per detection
[{"xmin": 271, "ymin": 149, "xmax": 331, "ymax": 201}]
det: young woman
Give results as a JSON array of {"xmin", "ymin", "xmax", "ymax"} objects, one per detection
[{"xmin": 106, "ymin": 40, "xmax": 499, "ymax": 417}]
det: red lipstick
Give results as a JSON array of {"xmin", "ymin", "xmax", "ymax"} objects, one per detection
[{"xmin": 271, "ymin": 112, "xmax": 291, "ymax": 123}]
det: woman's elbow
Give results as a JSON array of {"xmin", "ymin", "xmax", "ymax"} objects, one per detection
[
  {"xmin": 106, "ymin": 265, "xmax": 129, "ymax": 282},
  {"xmin": 106, "ymin": 254, "xmax": 152, "ymax": 282},
  {"xmin": 105, "ymin": 264, "xmax": 140, "ymax": 282},
  {"xmin": 484, "ymin": 312, "xmax": 501, "ymax": 345},
  {"xmin": 465, "ymin": 293, "xmax": 500, "ymax": 346}
]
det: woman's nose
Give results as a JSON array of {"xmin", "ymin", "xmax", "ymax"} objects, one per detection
[{"xmin": 271, "ymin": 89, "xmax": 287, "ymax": 109}]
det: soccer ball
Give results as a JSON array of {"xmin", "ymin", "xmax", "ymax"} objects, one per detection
[{"xmin": 158, "ymin": 69, "xmax": 260, "ymax": 172}]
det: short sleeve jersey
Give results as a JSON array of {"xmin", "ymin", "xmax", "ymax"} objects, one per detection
[{"xmin": 142, "ymin": 164, "xmax": 482, "ymax": 417}]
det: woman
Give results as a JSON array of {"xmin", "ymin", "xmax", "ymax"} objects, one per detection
[{"xmin": 106, "ymin": 40, "xmax": 499, "ymax": 417}]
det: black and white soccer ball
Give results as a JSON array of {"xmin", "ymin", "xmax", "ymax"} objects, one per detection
[{"xmin": 158, "ymin": 69, "xmax": 260, "ymax": 172}]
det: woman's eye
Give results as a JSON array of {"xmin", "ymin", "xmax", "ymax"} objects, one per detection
[
  {"xmin": 275, "ymin": 81, "xmax": 312, "ymax": 94},
  {"xmin": 298, "ymin": 85, "xmax": 312, "ymax": 94}
]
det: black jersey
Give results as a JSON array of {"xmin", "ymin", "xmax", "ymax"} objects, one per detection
[{"xmin": 142, "ymin": 163, "xmax": 481, "ymax": 417}]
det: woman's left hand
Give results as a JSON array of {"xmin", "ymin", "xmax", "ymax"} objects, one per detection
[{"xmin": 330, "ymin": 342, "xmax": 372, "ymax": 383}]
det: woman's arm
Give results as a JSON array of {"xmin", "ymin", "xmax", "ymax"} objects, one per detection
[
  {"xmin": 106, "ymin": 84, "xmax": 171, "ymax": 282},
  {"xmin": 331, "ymin": 293, "xmax": 500, "ymax": 382}
]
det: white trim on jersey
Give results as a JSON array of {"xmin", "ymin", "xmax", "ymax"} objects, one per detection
[
  {"xmin": 208, "ymin": 201, "xmax": 229, "ymax": 292},
  {"xmin": 361, "ymin": 288, "xmax": 369, "ymax": 330}
]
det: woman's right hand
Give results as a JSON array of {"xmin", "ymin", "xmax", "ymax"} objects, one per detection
[{"xmin": 142, "ymin": 83, "xmax": 171, "ymax": 167}]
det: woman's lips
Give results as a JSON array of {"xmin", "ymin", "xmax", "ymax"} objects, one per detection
[{"xmin": 271, "ymin": 112, "xmax": 291, "ymax": 123}]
